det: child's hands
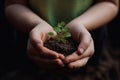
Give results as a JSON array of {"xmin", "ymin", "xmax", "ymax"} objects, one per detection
[
  {"xmin": 27, "ymin": 21, "xmax": 65, "ymax": 69},
  {"xmin": 65, "ymin": 22, "xmax": 94, "ymax": 69}
]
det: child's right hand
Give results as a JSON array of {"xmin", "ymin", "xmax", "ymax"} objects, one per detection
[
  {"xmin": 27, "ymin": 21, "xmax": 65, "ymax": 69},
  {"xmin": 65, "ymin": 22, "xmax": 94, "ymax": 69}
]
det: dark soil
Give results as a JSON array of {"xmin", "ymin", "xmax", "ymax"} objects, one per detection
[{"xmin": 44, "ymin": 37, "xmax": 78, "ymax": 56}]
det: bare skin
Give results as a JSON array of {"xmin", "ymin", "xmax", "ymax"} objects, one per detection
[{"xmin": 5, "ymin": 0, "xmax": 119, "ymax": 69}]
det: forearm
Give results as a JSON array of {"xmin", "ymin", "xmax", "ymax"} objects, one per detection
[
  {"xmin": 68, "ymin": 1, "xmax": 119, "ymax": 31},
  {"xmin": 5, "ymin": 4, "xmax": 44, "ymax": 33}
]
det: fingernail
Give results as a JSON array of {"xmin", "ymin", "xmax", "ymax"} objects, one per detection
[{"xmin": 80, "ymin": 48, "xmax": 84, "ymax": 54}]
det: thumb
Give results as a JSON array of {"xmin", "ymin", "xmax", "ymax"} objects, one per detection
[{"xmin": 77, "ymin": 32, "xmax": 91, "ymax": 55}]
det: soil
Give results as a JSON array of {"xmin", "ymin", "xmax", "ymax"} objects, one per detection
[{"xmin": 44, "ymin": 37, "xmax": 78, "ymax": 56}]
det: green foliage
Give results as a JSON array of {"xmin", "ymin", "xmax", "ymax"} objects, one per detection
[{"xmin": 48, "ymin": 21, "xmax": 71, "ymax": 43}]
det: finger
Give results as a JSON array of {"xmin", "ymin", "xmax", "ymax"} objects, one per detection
[
  {"xmin": 38, "ymin": 45, "xmax": 65, "ymax": 59},
  {"xmin": 78, "ymin": 39, "xmax": 94, "ymax": 58},
  {"xmin": 77, "ymin": 32, "xmax": 92, "ymax": 55},
  {"xmin": 29, "ymin": 55, "xmax": 65, "ymax": 69},
  {"xmin": 65, "ymin": 40, "xmax": 94, "ymax": 63},
  {"xmin": 30, "ymin": 28, "xmax": 44, "ymax": 45},
  {"xmin": 30, "ymin": 39, "xmax": 62, "ymax": 59},
  {"xmin": 67, "ymin": 57, "xmax": 89, "ymax": 69},
  {"xmin": 28, "ymin": 41, "xmax": 65, "ymax": 59},
  {"xmin": 27, "ymin": 39, "xmax": 39, "ymax": 56}
]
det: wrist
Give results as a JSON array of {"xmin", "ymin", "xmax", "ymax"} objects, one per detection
[
  {"xmin": 66, "ymin": 20, "xmax": 85, "ymax": 32},
  {"xmin": 30, "ymin": 20, "xmax": 53, "ymax": 32}
]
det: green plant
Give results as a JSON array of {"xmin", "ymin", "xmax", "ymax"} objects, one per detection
[{"xmin": 48, "ymin": 21, "xmax": 71, "ymax": 43}]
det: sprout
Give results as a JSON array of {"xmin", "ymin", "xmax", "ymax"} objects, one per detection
[{"xmin": 48, "ymin": 21, "xmax": 71, "ymax": 43}]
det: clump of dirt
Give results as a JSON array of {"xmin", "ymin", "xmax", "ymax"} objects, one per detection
[{"xmin": 44, "ymin": 37, "xmax": 78, "ymax": 56}]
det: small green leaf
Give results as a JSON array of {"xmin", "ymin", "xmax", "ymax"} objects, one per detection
[
  {"xmin": 48, "ymin": 32, "xmax": 54, "ymax": 36},
  {"xmin": 54, "ymin": 27, "xmax": 61, "ymax": 33},
  {"xmin": 64, "ymin": 32, "xmax": 71, "ymax": 38},
  {"xmin": 61, "ymin": 27, "xmax": 69, "ymax": 32},
  {"xmin": 57, "ymin": 21, "xmax": 66, "ymax": 28}
]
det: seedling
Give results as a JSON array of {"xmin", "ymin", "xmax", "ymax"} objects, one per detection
[
  {"xmin": 45, "ymin": 21, "xmax": 78, "ymax": 55},
  {"xmin": 48, "ymin": 21, "xmax": 71, "ymax": 43}
]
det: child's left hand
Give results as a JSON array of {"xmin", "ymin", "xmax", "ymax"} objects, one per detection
[{"xmin": 65, "ymin": 22, "xmax": 94, "ymax": 69}]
